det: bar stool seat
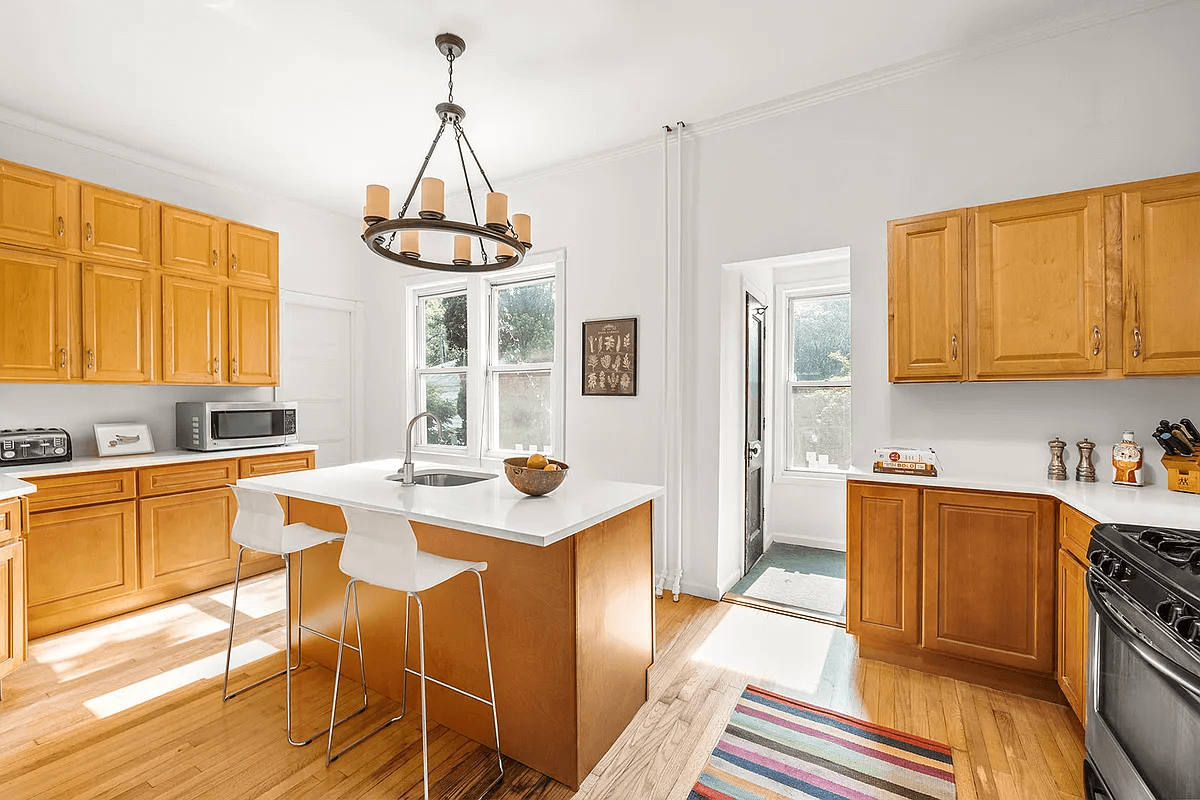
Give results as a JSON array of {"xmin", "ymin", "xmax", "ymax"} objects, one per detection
[{"xmin": 223, "ymin": 485, "xmax": 368, "ymax": 747}]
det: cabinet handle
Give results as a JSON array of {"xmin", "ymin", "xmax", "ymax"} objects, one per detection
[
  {"xmin": 212, "ymin": 249, "xmax": 219, "ymax": 268},
  {"xmin": 87, "ymin": 349, "xmax": 95, "ymax": 370},
  {"xmin": 85, "ymin": 222, "xmax": 93, "ymax": 243},
  {"xmin": 59, "ymin": 348, "xmax": 67, "ymax": 369},
  {"xmin": 213, "ymin": 356, "xmax": 220, "ymax": 376},
  {"xmin": 1133, "ymin": 327, "xmax": 1142, "ymax": 359},
  {"xmin": 231, "ymin": 253, "xmax": 238, "ymax": 271},
  {"xmin": 231, "ymin": 357, "xmax": 239, "ymax": 376},
  {"xmin": 57, "ymin": 216, "xmax": 65, "ymax": 237},
  {"xmin": 951, "ymin": 333, "xmax": 958, "ymax": 361},
  {"xmin": 1092, "ymin": 326, "xmax": 1102, "ymax": 357}
]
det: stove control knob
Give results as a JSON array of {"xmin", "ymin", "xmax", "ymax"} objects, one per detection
[
  {"xmin": 1157, "ymin": 599, "xmax": 1186, "ymax": 626},
  {"xmin": 1100, "ymin": 557, "xmax": 1132, "ymax": 581},
  {"xmin": 1089, "ymin": 549, "xmax": 1111, "ymax": 567},
  {"xmin": 1176, "ymin": 615, "xmax": 1200, "ymax": 645}
]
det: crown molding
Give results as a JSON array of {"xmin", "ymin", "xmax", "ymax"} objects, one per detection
[{"xmin": 500, "ymin": 0, "xmax": 1182, "ymax": 188}]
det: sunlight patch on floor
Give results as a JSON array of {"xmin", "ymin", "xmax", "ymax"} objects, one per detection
[
  {"xmin": 207, "ymin": 573, "xmax": 286, "ymax": 620},
  {"xmin": 83, "ymin": 639, "xmax": 281, "ymax": 719},
  {"xmin": 692, "ymin": 605, "xmax": 835, "ymax": 695}
]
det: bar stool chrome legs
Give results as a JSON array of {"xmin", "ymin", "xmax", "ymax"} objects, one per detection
[
  {"xmin": 326, "ymin": 569, "xmax": 503, "ymax": 800},
  {"xmin": 222, "ymin": 547, "xmax": 369, "ymax": 746}
]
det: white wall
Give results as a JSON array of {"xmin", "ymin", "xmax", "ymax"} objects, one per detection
[{"xmin": 0, "ymin": 116, "xmax": 378, "ymax": 455}]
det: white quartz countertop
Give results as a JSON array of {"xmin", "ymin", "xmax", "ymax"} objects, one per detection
[
  {"xmin": 0, "ymin": 443, "xmax": 318, "ymax": 479},
  {"xmin": 237, "ymin": 459, "xmax": 664, "ymax": 547},
  {"xmin": 848, "ymin": 466, "xmax": 1200, "ymax": 530},
  {"xmin": 0, "ymin": 473, "xmax": 35, "ymax": 501}
]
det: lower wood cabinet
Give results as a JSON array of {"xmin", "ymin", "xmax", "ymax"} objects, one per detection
[
  {"xmin": 846, "ymin": 483, "xmax": 920, "ymax": 645},
  {"xmin": 1057, "ymin": 547, "xmax": 1089, "ymax": 723},
  {"xmin": 0, "ymin": 538, "xmax": 27, "ymax": 685},
  {"xmin": 26, "ymin": 501, "xmax": 139, "ymax": 638},
  {"xmin": 139, "ymin": 488, "xmax": 237, "ymax": 592}
]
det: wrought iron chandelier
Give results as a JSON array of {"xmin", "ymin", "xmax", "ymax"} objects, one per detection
[{"xmin": 361, "ymin": 33, "xmax": 530, "ymax": 273}]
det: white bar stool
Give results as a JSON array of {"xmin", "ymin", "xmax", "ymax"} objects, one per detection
[
  {"xmin": 223, "ymin": 485, "xmax": 368, "ymax": 746},
  {"xmin": 326, "ymin": 505, "xmax": 502, "ymax": 799}
]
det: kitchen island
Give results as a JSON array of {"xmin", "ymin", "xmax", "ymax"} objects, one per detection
[{"xmin": 237, "ymin": 459, "xmax": 663, "ymax": 790}]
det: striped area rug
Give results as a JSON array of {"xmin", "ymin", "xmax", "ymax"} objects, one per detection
[{"xmin": 690, "ymin": 685, "xmax": 956, "ymax": 800}]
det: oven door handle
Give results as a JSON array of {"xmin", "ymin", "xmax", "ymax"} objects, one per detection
[{"xmin": 1087, "ymin": 571, "xmax": 1200, "ymax": 701}]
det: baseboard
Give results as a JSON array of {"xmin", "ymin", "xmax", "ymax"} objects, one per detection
[
  {"xmin": 678, "ymin": 579, "xmax": 723, "ymax": 601},
  {"xmin": 770, "ymin": 532, "xmax": 846, "ymax": 552}
]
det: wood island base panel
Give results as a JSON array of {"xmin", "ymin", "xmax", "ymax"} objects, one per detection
[{"xmin": 286, "ymin": 498, "xmax": 654, "ymax": 791}]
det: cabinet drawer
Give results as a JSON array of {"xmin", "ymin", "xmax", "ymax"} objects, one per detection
[
  {"xmin": 239, "ymin": 450, "xmax": 315, "ymax": 478},
  {"xmin": 0, "ymin": 498, "xmax": 20, "ymax": 544},
  {"xmin": 25, "ymin": 470, "xmax": 136, "ymax": 512},
  {"xmin": 1059, "ymin": 503, "xmax": 1096, "ymax": 564},
  {"xmin": 138, "ymin": 459, "xmax": 237, "ymax": 498}
]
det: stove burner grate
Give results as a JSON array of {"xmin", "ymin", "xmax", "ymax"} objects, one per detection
[{"xmin": 1137, "ymin": 528, "xmax": 1200, "ymax": 567}]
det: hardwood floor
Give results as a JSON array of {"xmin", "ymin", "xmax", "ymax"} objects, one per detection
[{"xmin": 0, "ymin": 572, "xmax": 1085, "ymax": 799}]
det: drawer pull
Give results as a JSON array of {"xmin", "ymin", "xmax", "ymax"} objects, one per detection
[
  {"xmin": 58, "ymin": 216, "xmax": 65, "ymax": 237},
  {"xmin": 1092, "ymin": 326, "xmax": 1101, "ymax": 357},
  {"xmin": 59, "ymin": 347, "xmax": 67, "ymax": 369},
  {"xmin": 86, "ymin": 222, "xmax": 93, "ymax": 243},
  {"xmin": 1133, "ymin": 327, "xmax": 1142, "ymax": 359},
  {"xmin": 212, "ymin": 249, "xmax": 219, "ymax": 268},
  {"xmin": 951, "ymin": 333, "xmax": 958, "ymax": 361}
]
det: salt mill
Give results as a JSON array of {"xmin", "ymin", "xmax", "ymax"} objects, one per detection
[
  {"xmin": 1076, "ymin": 438, "xmax": 1097, "ymax": 482},
  {"xmin": 1047, "ymin": 438, "xmax": 1068, "ymax": 481}
]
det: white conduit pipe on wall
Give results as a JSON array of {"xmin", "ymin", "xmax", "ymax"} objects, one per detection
[{"xmin": 657, "ymin": 122, "xmax": 685, "ymax": 601}]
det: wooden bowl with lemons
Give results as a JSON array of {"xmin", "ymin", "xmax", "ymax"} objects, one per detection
[{"xmin": 503, "ymin": 454, "xmax": 569, "ymax": 496}]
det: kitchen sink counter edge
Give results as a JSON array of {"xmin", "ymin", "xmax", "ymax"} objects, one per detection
[
  {"xmin": 0, "ymin": 443, "xmax": 319, "ymax": 479},
  {"xmin": 848, "ymin": 465, "xmax": 1197, "ymax": 530},
  {"xmin": 237, "ymin": 458, "xmax": 665, "ymax": 547}
]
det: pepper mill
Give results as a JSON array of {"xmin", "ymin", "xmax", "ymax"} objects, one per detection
[
  {"xmin": 1047, "ymin": 438, "xmax": 1068, "ymax": 481},
  {"xmin": 1076, "ymin": 438, "xmax": 1097, "ymax": 483}
]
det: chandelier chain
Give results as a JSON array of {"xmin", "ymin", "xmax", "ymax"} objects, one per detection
[{"xmin": 447, "ymin": 51, "xmax": 455, "ymax": 103}]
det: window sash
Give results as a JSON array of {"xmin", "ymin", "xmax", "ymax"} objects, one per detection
[
  {"xmin": 417, "ymin": 286, "xmax": 468, "ymax": 370},
  {"xmin": 485, "ymin": 272, "xmax": 556, "ymax": 457},
  {"xmin": 488, "ymin": 275, "xmax": 556, "ymax": 367},
  {"xmin": 784, "ymin": 288, "xmax": 851, "ymax": 474},
  {"xmin": 787, "ymin": 291, "xmax": 851, "ymax": 384},
  {"xmin": 415, "ymin": 368, "xmax": 468, "ymax": 449}
]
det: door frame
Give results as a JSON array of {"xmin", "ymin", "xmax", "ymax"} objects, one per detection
[
  {"xmin": 276, "ymin": 290, "xmax": 366, "ymax": 464},
  {"xmin": 742, "ymin": 282, "xmax": 771, "ymax": 579}
]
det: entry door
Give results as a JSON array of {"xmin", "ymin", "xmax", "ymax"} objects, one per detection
[
  {"xmin": 745, "ymin": 295, "xmax": 766, "ymax": 573},
  {"xmin": 278, "ymin": 295, "xmax": 360, "ymax": 467}
]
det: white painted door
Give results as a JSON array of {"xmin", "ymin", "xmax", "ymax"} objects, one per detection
[{"xmin": 278, "ymin": 294, "xmax": 362, "ymax": 467}]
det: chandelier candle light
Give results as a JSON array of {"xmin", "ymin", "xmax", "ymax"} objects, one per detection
[{"xmin": 361, "ymin": 33, "xmax": 532, "ymax": 272}]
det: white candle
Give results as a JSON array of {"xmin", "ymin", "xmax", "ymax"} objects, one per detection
[
  {"xmin": 420, "ymin": 177, "xmax": 444, "ymax": 217},
  {"xmin": 496, "ymin": 241, "xmax": 515, "ymax": 260},
  {"xmin": 365, "ymin": 184, "xmax": 389, "ymax": 219},
  {"xmin": 453, "ymin": 235, "xmax": 472, "ymax": 264},
  {"xmin": 486, "ymin": 192, "xmax": 508, "ymax": 229},
  {"xmin": 400, "ymin": 230, "xmax": 419, "ymax": 257},
  {"xmin": 513, "ymin": 213, "xmax": 531, "ymax": 246}
]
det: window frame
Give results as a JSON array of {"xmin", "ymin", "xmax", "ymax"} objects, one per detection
[
  {"xmin": 775, "ymin": 282, "xmax": 852, "ymax": 481},
  {"xmin": 403, "ymin": 251, "xmax": 566, "ymax": 468}
]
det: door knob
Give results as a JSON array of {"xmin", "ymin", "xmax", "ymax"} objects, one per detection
[{"xmin": 747, "ymin": 441, "xmax": 762, "ymax": 459}]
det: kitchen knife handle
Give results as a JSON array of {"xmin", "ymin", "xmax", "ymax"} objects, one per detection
[
  {"xmin": 951, "ymin": 334, "xmax": 958, "ymax": 361},
  {"xmin": 1092, "ymin": 326, "xmax": 1101, "ymax": 356},
  {"xmin": 1132, "ymin": 326, "xmax": 1142, "ymax": 358},
  {"xmin": 1183, "ymin": 419, "xmax": 1200, "ymax": 443}
]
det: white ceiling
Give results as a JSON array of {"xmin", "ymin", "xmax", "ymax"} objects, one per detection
[{"xmin": 0, "ymin": 0, "xmax": 1140, "ymax": 216}]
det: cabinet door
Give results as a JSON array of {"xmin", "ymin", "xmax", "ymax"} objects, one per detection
[
  {"xmin": 971, "ymin": 193, "xmax": 1106, "ymax": 378},
  {"xmin": 1057, "ymin": 548, "xmax": 1088, "ymax": 725},
  {"xmin": 81, "ymin": 184, "xmax": 155, "ymax": 263},
  {"xmin": 0, "ymin": 247, "xmax": 70, "ymax": 381},
  {"xmin": 846, "ymin": 482, "xmax": 921, "ymax": 645},
  {"xmin": 228, "ymin": 286, "xmax": 279, "ymax": 385},
  {"xmin": 0, "ymin": 539, "xmax": 26, "ymax": 682},
  {"xmin": 922, "ymin": 490, "xmax": 1056, "ymax": 673},
  {"xmin": 26, "ymin": 502, "xmax": 139, "ymax": 635},
  {"xmin": 0, "ymin": 161, "xmax": 68, "ymax": 250},
  {"xmin": 161, "ymin": 205, "xmax": 222, "ymax": 277},
  {"xmin": 161, "ymin": 275, "xmax": 222, "ymax": 384},
  {"xmin": 888, "ymin": 211, "xmax": 966, "ymax": 381},
  {"xmin": 1123, "ymin": 176, "xmax": 1200, "ymax": 375},
  {"xmin": 227, "ymin": 222, "xmax": 278, "ymax": 287},
  {"xmin": 139, "ymin": 488, "xmax": 237, "ymax": 592},
  {"xmin": 81, "ymin": 262, "xmax": 155, "ymax": 383}
]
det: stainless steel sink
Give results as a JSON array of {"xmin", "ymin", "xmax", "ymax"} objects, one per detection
[{"xmin": 386, "ymin": 469, "xmax": 497, "ymax": 487}]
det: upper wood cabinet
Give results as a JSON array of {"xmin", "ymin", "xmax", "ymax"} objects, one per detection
[
  {"xmin": 161, "ymin": 275, "xmax": 222, "ymax": 384},
  {"xmin": 228, "ymin": 286, "xmax": 279, "ymax": 385},
  {"xmin": 888, "ymin": 211, "xmax": 966, "ymax": 381},
  {"xmin": 80, "ymin": 184, "xmax": 156, "ymax": 264},
  {"xmin": 970, "ymin": 192, "xmax": 1106, "ymax": 378},
  {"xmin": 227, "ymin": 222, "xmax": 278, "ymax": 286},
  {"xmin": 81, "ymin": 262, "xmax": 155, "ymax": 383},
  {"xmin": 0, "ymin": 247, "xmax": 70, "ymax": 382},
  {"xmin": 0, "ymin": 162, "xmax": 68, "ymax": 251},
  {"xmin": 1123, "ymin": 175, "xmax": 1200, "ymax": 375},
  {"xmin": 846, "ymin": 482, "xmax": 921, "ymax": 646},
  {"xmin": 161, "ymin": 205, "xmax": 222, "ymax": 277},
  {"xmin": 921, "ymin": 490, "xmax": 1056, "ymax": 675}
]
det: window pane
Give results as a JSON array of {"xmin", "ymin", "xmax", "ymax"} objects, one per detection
[
  {"xmin": 496, "ymin": 371, "xmax": 553, "ymax": 453},
  {"xmin": 789, "ymin": 386, "xmax": 851, "ymax": 470},
  {"xmin": 496, "ymin": 281, "xmax": 554, "ymax": 364},
  {"xmin": 420, "ymin": 373, "xmax": 467, "ymax": 446},
  {"xmin": 422, "ymin": 293, "xmax": 468, "ymax": 368},
  {"xmin": 792, "ymin": 295, "xmax": 850, "ymax": 382}
]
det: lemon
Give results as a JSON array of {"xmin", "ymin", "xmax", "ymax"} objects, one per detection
[
  {"xmin": 543, "ymin": 464, "xmax": 559, "ymax": 471},
  {"xmin": 526, "ymin": 453, "xmax": 548, "ymax": 469}
]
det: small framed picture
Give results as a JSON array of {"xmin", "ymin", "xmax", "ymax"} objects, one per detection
[
  {"xmin": 582, "ymin": 317, "xmax": 638, "ymax": 397},
  {"xmin": 94, "ymin": 423, "xmax": 155, "ymax": 457}
]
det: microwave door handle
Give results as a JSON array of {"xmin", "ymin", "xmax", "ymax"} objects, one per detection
[{"xmin": 1088, "ymin": 571, "xmax": 1200, "ymax": 701}]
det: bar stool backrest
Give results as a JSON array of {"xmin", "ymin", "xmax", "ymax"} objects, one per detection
[
  {"xmin": 340, "ymin": 506, "xmax": 419, "ymax": 591},
  {"xmin": 230, "ymin": 485, "xmax": 287, "ymax": 554}
]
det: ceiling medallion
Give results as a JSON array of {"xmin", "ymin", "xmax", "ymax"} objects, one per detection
[{"xmin": 361, "ymin": 33, "xmax": 531, "ymax": 273}]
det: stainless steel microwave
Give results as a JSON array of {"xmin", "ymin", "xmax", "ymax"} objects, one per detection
[{"xmin": 176, "ymin": 401, "xmax": 298, "ymax": 451}]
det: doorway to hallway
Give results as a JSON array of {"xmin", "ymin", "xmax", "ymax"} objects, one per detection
[{"xmin": 726, "ymin": 543, "xmax": 847, "ymax": 626}]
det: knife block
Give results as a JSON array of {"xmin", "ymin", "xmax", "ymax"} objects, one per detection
[{"xmin": 1161, "ymin": 454, "xmax": 1200, "ymax": 494}]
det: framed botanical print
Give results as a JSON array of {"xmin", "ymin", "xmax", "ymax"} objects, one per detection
[{"xmin": 582, "ymin": 317, "xmax": 637, "ymax": 396}]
